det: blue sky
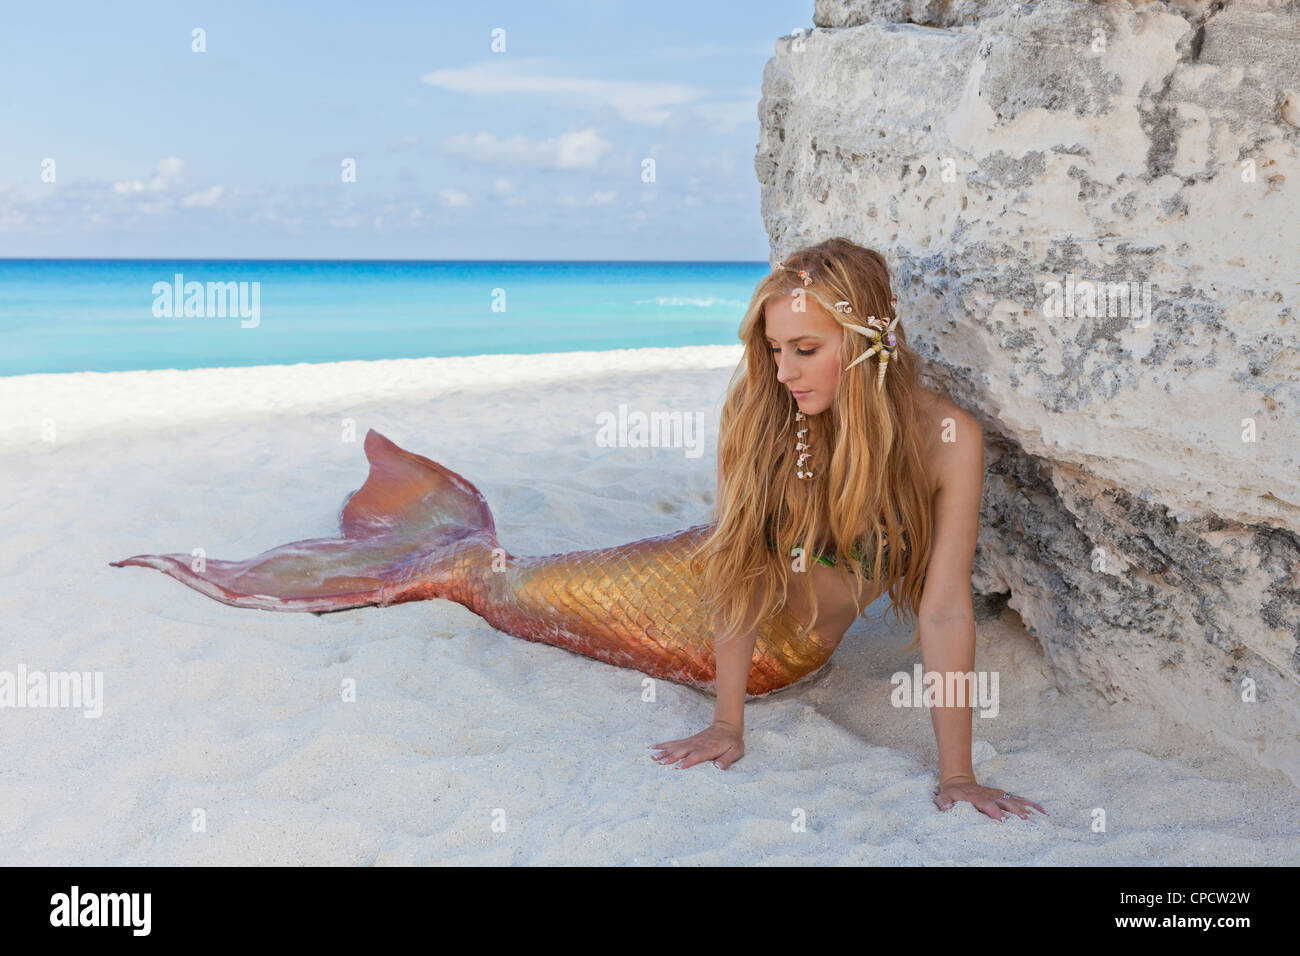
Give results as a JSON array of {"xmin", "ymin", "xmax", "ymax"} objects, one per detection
[{"xmin": 0, "ymin": 0, "xmax": 808, "ymax": 260}]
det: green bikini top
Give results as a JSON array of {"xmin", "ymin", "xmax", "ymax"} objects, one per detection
[{"xmin": 765, "ymin": 531, "xmax": 875, "ymax": 569}]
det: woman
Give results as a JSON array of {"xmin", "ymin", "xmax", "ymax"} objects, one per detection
[
  {"xmin": 113, "ymin": 236, "xmax": 1046, "ymax": 824},
  {"xmin": 656, "ymin": 237, "xmax": 1044, "ymax": 823}
]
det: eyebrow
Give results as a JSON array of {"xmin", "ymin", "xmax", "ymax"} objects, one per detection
[{"xmin": 765, "ymin": 335, "xmax": 821, "ymax": 344}]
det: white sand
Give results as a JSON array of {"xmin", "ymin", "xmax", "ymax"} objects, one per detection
[{"xmin": 1, "ymin": 346, "xmax": 1297, "ymax": 865}]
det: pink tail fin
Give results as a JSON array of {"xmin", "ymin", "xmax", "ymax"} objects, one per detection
[{"xmin": 110, "ymin": 429, "xmax": 496, "ymax": 613}]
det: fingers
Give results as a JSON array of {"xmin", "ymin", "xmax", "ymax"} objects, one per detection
[
  {"xmin": 650, "ymin": 745, "xmax": 686, "ymax": 765},
  {"xmin": 648, "ymin": 738, "xmax": 687, "ymax": 764},
  {"xmin": 978, "ymin": 798, "xmax": 1008, "ymax": 822},
  {"xmin": 996, "ymin": 796, "xmax": 1039, "ymax": 820},
  {"xmin": 676, "ymin": 748, "xmax": 716, "ymax": 770},
  {"xmin": 995, "ymin": 790, "xmax": 1047, "ymax": 816},
  {"xmin": 648, "ymin": 736, "xmax": 741, "ymax": 770},
  {"xmin": 933, "ymin": 784, "xmax": 1048, "ymax": 821},
  {"xmin": 983, "ymin": 797, "xmax": 1031, "ymax": 822},
  {"xmin": 653, "ymin": 746, "xmax": 696, "ymax": 768},
  {"xmin": 649, "ymin": 736, "xmax": 701, "ymax": 767},
  {"xmin": 713, "ymin": 746, "xmax": 743, "ymax": 771},
  {"xmin": 673, "ymin": 738, "xmax": 738, "ymax": 770},
  {"xmin": 933, "ymin": 792, "xmax": 1002, "ymax": 819},
  {"xmin": 986, "ymin": 795, "xmax": 1043, "ymax": 821}
]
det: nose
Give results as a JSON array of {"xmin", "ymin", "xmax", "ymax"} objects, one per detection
[{"xmin": 775, "ymin": 351, "xmax": 798, "ymax": 386}]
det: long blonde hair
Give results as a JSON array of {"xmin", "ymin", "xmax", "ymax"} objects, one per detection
[{"xmin": 689, "ymin": 237, "xmax": 933, "ymax": 655}]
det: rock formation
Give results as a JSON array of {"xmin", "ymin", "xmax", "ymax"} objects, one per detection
[{"xmin": 757, "ymin": 0, "xmax": 1300, "ymax": 784}]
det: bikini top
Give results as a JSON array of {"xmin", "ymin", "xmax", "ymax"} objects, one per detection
[{"xmin": 765, "ymin": 530, "xmax": 884, "ymax": 569}]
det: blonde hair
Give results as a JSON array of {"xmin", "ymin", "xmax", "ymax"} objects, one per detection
[{"xmin": 689, "ymin": 237, "xmax": 933, "ymax": 655}]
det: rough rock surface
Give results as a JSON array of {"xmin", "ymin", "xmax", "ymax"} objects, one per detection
[{"xmin": 756, "ymin": 0, "xmax": 1300, "ymax": 784}]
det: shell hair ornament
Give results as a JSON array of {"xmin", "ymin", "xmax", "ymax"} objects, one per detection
[
  {"xmin": 839, "ymin": 293, "xmax": 901, "ymax": 393},
  {"xmin": 793, "ymin": 409, "xmax": 811, "ymax": 479},
  {"xmin": 777, "ymin": 260, "xmax": 818, "ymax": 478}
]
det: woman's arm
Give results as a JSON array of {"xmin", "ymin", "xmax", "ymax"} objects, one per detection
[
  {"xmin": 712, "ymin": 614, "xmax": 759, "ymax": 731},
  {"xmin": 649, "ymin": 595, "xmax": 759, "ymax": 770},
  {"xmin": 917, "ymin": 410, "xmax": 984, "ymax": 788},
  {"xmin": 918, "ymin": 412, "xmax": 1046, "ymax": 821}
]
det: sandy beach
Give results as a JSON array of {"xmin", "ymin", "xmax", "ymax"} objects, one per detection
[{"xmin": 2, "ymin": 346, "xmax": 1297, "ymax": 865}]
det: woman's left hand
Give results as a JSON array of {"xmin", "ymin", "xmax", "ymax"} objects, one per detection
[{"xmin": 933, "ymin": 778, "xmax": 1047, "ymax": 822}]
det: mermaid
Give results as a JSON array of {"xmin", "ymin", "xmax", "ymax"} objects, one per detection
[{"xmin": 112, "ymin": 237, "xmax": 1046, "ymax": 823}]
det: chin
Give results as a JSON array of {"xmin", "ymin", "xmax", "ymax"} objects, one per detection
[{"xmin": 796, "ymin": 393, "xmax": 833, "ymax": 416}]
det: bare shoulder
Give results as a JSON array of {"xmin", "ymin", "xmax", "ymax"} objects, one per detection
[{"xmin": 914, "ymin": 387, "xmax": 983, "ymax": 494}]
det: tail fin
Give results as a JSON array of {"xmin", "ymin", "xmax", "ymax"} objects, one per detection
[{"xmin": 110, "ymin": 429, "xmax": 496, "ymax": 613}]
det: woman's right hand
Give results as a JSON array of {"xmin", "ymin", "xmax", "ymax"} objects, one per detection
[{"xmin": 649, "ymin": 720, "xmax": 744, "ymax": 770}]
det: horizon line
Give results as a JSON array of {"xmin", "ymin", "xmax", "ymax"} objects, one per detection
[{"xmin": 0, "ymin": 256, "xmax": 772, "ymax": 265}]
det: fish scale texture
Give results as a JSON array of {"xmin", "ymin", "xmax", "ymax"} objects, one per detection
[
  {"xmin": 473, "ymin": 525, "xmax": 841, "ymax": 696},
  {"xmin": 113, "ymin": 430, "xmax": 844, "ymax": 696}
]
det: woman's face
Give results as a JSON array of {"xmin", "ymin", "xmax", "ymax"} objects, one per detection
[{"xmin": 764, "ymin": 291, "xmax": 844, "ymax": 416}]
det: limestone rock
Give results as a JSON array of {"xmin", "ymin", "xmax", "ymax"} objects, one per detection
[{"xmin": 757, "ymin": 0, "xmax": 1300, "ymax": 785}]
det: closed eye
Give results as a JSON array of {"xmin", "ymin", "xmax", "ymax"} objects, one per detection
[{"xmin": 770, "ymin": 347, "xmax": 817, "ymax": 356}]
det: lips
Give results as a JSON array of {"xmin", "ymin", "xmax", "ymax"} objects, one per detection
[{"xmin": 791, "ymin": 389, "xmax": 812, "ymax": 397}]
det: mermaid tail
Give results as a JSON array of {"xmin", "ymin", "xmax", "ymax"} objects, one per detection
[{"xmin": 111, "ymin": 429, "xmax": 839, "ymax": 695}]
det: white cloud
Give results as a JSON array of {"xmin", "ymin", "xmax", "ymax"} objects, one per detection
[
  {"xmin": 491, "ymin": 178, "xmax": 526, "ymax": 206},
  {"xmin": 421, "ymin": 58, "xmax": 702, "ymax": 126},
  {"xmin": 441, "ymin": 129, "xmax": 611, "ymax": 170},
  {"xmin": 113, "ymin": 157, "xmax": 185, "ymax": 195},
  {"xmin": 689, "ymin": 99, "xmax": 760, "ymax": 133},
  {"xmin": 256, "ymin": 209, "xmax": 304, "ymax": 233},
  {"xmin": 558, "ymin": 190, "xmax": 617, "ymax": 208},
  {"xmin": 648, "ymin": 42, "xmax": 775, "ymax": 60},
  {"xmin": 180, "ymin": 185, "xmax": 223, "ymax": 207},
  {"xmin": 553, "ymin": 130, "xmax": 611, "ymax": 169},
  {"xmin": 439, "ymin": 187, "xmax": 471, "ymax": 207}
]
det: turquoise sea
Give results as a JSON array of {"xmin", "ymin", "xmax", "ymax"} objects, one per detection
[{"xmin": 0, "ymin": 259, "xmax": 769, "ymax": 377}]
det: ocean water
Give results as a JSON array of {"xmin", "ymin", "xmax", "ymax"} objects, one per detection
[{"xmin": 0, "ymin": 259, "xmax": 769, "ymax": 376}]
